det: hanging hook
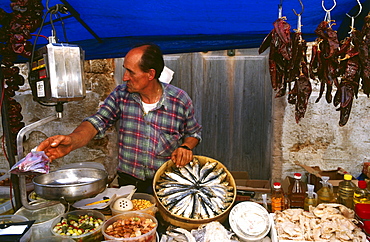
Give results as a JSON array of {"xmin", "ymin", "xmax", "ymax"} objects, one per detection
[
  {"xmin": 292, "ymin": 0, "xmax": 304, "ymax": 16},
  {"xmin": 346, "ymin": 0, "xmax": 362, "ymax": 35},
  {"xmin": 322, "ymin": 0, "xmax": 336, "ymax": 22},
  {"xmin": 292, "ymin": 0, "xmax": 304, "ymax": 33},
  {"xmin": 278, "ymin": 0, "xmax": 284, "ymax": 18},
  {"xmin": 346, "ymin": 0, "xmax": 362, "ymax": 19}
]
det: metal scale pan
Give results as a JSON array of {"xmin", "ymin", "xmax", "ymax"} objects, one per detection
[{"xmin": 32, "ymin": 168, "xmax": 108, "ymax": 203}]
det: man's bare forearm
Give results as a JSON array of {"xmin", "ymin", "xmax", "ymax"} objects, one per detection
[
  {"xmin": 182, "ymin": 137, "xmax": 199, "ymax": 150},
  {"xmin": 68, "ymin": 121, "xmax": 98, "ymax": 151}
]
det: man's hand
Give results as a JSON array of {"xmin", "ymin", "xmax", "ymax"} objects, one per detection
[
  {"xmin": 36, "ymin": 121, "xmax": 98, "ymax": 161},
  {"xmin": 36, "ymin": 135, "xmax": 73, "ymax": 161},
  {"xmin": 171, "ymin": 146, "xmax": 193, "ymax": 167}
]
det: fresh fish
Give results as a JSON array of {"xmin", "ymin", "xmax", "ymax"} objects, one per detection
[
  {"xmin": 190, "ymin": 158, "xmax": 200, "ymax": 180},
  {"xmin": 163, "ymin": 171, "xmax": 194, "ymax": 185},
  {"xmin": 156, "ymin": 181, "xmax": 190, "ymax": 189},
  {"xmin": 168, "ymin": 192, "xmax": 192, "ymax": 214},
  {"xmin": 161, "ymin": 189, "xmax": 194, "ymax": 206},
  {"xmin": 209, "ymin": 184, "xmax": 228, "ymax": 194},
  {"xmin": 159, "ymin": 175, "xmax": 177, "ymax": 182},
  {"xmin": 155, "ymin": 157, "xmax": 235, "ymax": 220},
  {"xmin": 173, "ymin": 194, "xmax": 193, "ymax": 216},
  {"xmin": 210, "ymin": 196, "xmax": 226, "ymax": 211},
  {"xmin": 223, "ymin": 196, "xmax": 234, "ymax": 203},
  {"xmin": 182, "ymin": 194, "xmax": 194, "ymax": 218},
  {"xmin": 198, "ymin": 191, "xmax": 222, "ymax": 215},
  {"xmin": 202, "ymin": 167, "xmax": 225, "ymax": 183},
  {"xmin": 204, "ymin": 202, "xmax": 216, "ymax": 218},
  {"xmin": 199, "ymin": 186, "xmax": 216, "ymax": 198},
  {"xmin": 199, "ymin": 161, "xmax": 218, "ymax": 181},
  {"xmin": 157, "ymin": 186, "xmax": 192, "ymax": 197},
  {"xmin": 201, "ymin": 172, "xmax": 227, "ymax": 186},
  {"xmin": 209, "ymin": 183, "xmax": 234, "ymax": 195},
  {"xmin": 191, "ymin": 193, "xmax": 202, "ymax": 220},
  {"xmin": 178, "ymin": 166, "xmax": 197, "ymax": 184},
  {"xmin": 199, "ymin": 197, "xmax": 210, "ymax": 219}
]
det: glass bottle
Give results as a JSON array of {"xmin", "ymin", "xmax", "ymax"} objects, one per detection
[
  {"xmin": 288, "ymin": 173, "xmax": 306, "ymax": 208},
  {"xmin": 262, "ymin": 193, "xmax": 269, "ymax": 212},
  {"xmin": 317, "ymin": 176, "xmax": 335, "ymax": 204},
  {"xmin": 271, "ymin": 182, "xmax": 285, "ymax": 212},
  {"xmin": 353, "ymin": 180, "xmax": 370, "ymax": 205},
  {"xmin": 337, "ymin": 174, "xmax": 356, "ymax": 209},
  {"xmin": 304, "ymin": 184, "xmax": 317, "ymax": 211}
]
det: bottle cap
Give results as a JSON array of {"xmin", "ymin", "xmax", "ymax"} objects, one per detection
[
  {"xmin": 344, "ymin": 174, "xmax": 352, "ymax": 180},
  {"xmin": 359, "ymin": 180, "xmax": 367, "ymax": 189},
  {"xmin": 294, "ymin": 173, "xmax": 302, "ymax": 179},
  {"xmin": 273, "ymin": 182, "xmax": 281, "ymax": 188}
]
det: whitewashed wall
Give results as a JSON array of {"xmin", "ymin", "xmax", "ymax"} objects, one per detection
[{"xmin": 272, "ymin": 78, "xmax": 370, "ymax": 182}]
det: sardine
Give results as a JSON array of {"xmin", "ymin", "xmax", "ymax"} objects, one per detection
[
  {"xmin": 199, "ymin": 161, "xmax": 218, "ymax": 181},
  {"xmin": 161, "ymin": 189, "xmax": 194, "ymax": 206},
  {"xmin": 199, "ymin": 197, "xmax": 210, "ymax": 219},
  {"xmin": 169, "ymin": 192, "xmax": 192, "ymax": 214},
  {"xmin": 163, "ymin": 171, "xmax": 194, "ymax": 185},
  {"xmin": 190, "ymin": 158, "xmax": 200, "ymax": 180},
  {"xmin": 198, "ymin": 191, "xmax": 222, "ymax": 215},
  {"xmin": 204, "ymin": 202, "xmax": 216, "ymax": 218},
  {"xmin": 182, "ymin": 194, "xmax": 194, "ymax": 218},
  {"xmin": 199, "ymin": 186, "xmax": 216, "ymax": 198},
  {"xmin": 156, "ymin": 181, "xmax": 190, "ymax": 189},
  {"xmin": 173, "ymin": 194, "xmax": 192, "ymax": 216},
  {"xmin": 156, "ymin": 186, "xmax": 191, "ymax": 197},
  {"xmin": 191, "ymin": 193, "xmax": 202, "ymax": 220},
  {"xmin": 201, "ymin": 172, "xmax": 227, "ymax": 186},
  {"xmin": 178, "ymin": 166, "xmax": 197, "ymax": 184},
  {"xmin": 210, "ymin": 196, "xmax": 226, "ymax": 211},
  {"xmin": 202, "ymin": 167, "xmax": 225, "ymax": 183}
]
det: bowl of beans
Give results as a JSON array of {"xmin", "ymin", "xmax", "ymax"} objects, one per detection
[
  {"xmin": 102, "ymin": 211, "xmax": 157, "ymax": 242},
  {"xmin": 110, "ymin": 193, "xmax": 157, "ymax": 216},
  {"xmin": 51, "ymin": 209, "xmax": 105, "ymax": 241}
]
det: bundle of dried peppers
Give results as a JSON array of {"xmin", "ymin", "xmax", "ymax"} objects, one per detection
[
  {"xmin": 0, "ymin": 0, "xmax": 44, "ymax": 152},
  {"xmin": 259, "ymin": 12, "xmax": 370, "ymax": 126}
]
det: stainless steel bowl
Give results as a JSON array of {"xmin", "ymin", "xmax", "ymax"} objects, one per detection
[{"xmin": 33, "ymin": 168, "xmax": 108, "ymax": 202}]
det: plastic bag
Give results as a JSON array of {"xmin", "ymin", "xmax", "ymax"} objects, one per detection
[{"xmin": 9, "ymin": 151, "xmax": 50, "ymax": 175}]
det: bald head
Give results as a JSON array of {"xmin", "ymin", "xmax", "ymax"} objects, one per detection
[{"xmin": 131, "ymin": 44, "xmax": 164, "ymax": 79}]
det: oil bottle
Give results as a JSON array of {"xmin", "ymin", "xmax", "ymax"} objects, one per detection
[
  {"xmin": 271, "ymin": 182, "xmax": 285, "ymax": 212},
  {"xmin": 288, "ymin": 173, "xmax": 306, "ymax": 208},
  {"xmin": 317, "ymin": 176, "xmax": 335, "ymax": 204},
  {"xmin": 353, "ymin": 180, "xmax": 370, "ymax": 205},
  {"xmin": 337, "ymin": 174, "xmax": 356, "ymax": 209},
  {"xmin": 304, "ymin": 184, "xmax": 317, "ymax": 211}
]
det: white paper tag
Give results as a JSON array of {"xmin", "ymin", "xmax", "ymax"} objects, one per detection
[
  {"xmin": 36, "ymin": 81, "xmax": 45, "ymax": 97},
  {"xmin": 0, "ymin": 225, "xmax": 27, "ymax": 235}
]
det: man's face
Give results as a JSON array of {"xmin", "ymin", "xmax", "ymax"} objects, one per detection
[{"xmin": 122, "ymin": 47, "xmax": 151, "ymax": 93}]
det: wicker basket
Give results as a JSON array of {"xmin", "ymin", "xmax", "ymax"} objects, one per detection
[{"xmin": 153, "ymin": 155, "xmax": 236, "ymax": 230}]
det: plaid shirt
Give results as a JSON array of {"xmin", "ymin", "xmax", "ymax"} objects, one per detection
[{"xmin": 84, "ymin": 82, "xmax": 202, "ymax": 180}]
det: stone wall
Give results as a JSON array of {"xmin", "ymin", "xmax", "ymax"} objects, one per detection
[{"xmin": 0, "ymin": 59, "xmax": 119, "ymax": 182}]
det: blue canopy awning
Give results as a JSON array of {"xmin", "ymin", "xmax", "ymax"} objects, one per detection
[{"xmin": 0, "ymin": 0, "xmax": 369, "ymax": 60}]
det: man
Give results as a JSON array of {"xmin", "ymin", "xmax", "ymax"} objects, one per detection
[{"xmin": 36, "ymin": 43, "xmax": 202, "ymax": 193}]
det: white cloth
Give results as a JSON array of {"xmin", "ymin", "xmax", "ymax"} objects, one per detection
[
  {"xmin": 142, "ymin": 101, "xmax": 159, "ymax": 114},
  {"xmin": 158, "ymin": 66, "xmax": 174, "ymax": 84}
]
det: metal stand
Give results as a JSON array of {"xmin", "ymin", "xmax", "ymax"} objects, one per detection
[{"xmin": 16, "ymin": 108, "xmax": 63, "ymax": 209}]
